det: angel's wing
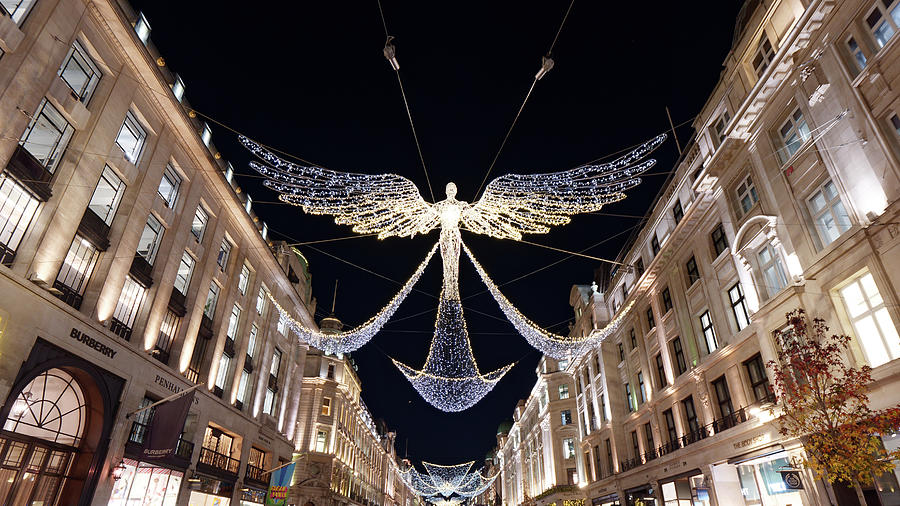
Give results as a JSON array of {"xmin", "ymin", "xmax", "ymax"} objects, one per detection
[
  {"xmin": 241, "ymin": 136, "xmax": 439, "ymax": 239},
  {"xmin": 462, "ymin": 134, "xmax": 666, "ymax": 240}
]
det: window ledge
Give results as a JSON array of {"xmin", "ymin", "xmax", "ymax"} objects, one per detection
[
  {"xmin": 46, "ymin": 77, "xmax": 91, "ymax": 130},
  {"xmin": 850, "ymin": 32, "xmax": 900, "ymax": 90},
  {"xmin": 0, "ymin": 14, "xmax": 24, "ymax": 53}
]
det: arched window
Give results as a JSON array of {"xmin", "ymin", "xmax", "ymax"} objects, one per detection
[{"xmin": 4, "ymin": 369, "xmax": 86, "ymax": 447}]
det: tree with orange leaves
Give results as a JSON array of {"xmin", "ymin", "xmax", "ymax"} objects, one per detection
[{"xmin": 768, "ymin": 309, "xmax": 900, "ymax": 505}]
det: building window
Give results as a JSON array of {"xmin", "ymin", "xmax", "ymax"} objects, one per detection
[
  {"xmin": 238, "ymin": 264, "xmax": 251, "ymax": 295},
  {"xmin": 256, "ymin": 286, "xmax": 267, "ymax": 315},
  {"xmin": 847, "ymin": 36, "xmax": 867, "ymax": 70},
  {"xmin": 644, "ymin": 423, "xmax": 655, "ymax": 457},
  {"xmin": 713, "ymin": 110, "xmax": 731, "ymax": 144},
  {"xmin": 593, "ymin": 444, "xmax": 603, "ymax": 479},
  {"xmin": 171, "ymin": 74, "xmax": 185, "ymax": 102},
  {"xmin": 630, "ymin": 328, "xmax": 637, "ymax": 350},
  {"xmin": 326, "ymin": 364, "xmax": 335, "ymax": 379},
  {"xmin": 655, "ymin": 353, "xmax": 667, "ymax": 389},
  {"xmin": 191, "ymin": 206, "xmax": 208, "ymax": 242},
  {"xmin": 892, "ymin": 114, "xmax": 900, "ymax": 137},
  {"xmin": 136, "ymin": 214, "xmax": 164, "ymax": 265},
  {"xmin": 711, "ymin": 376, "xmax": 735, "ymax": 420},
  {"xmin": 263, "ymin": 388, "xmax": 277, "ymax": 416},
  {"xmin": 807, "ymin": 179, "xmax": 851, "ymax": 247},
  {"xmin": 682, "ymin": 396, "xmax": 700, "ymax": 434},
  {"xmin": 247, "ymin": 324, "xmax": 259, "ymax": 360},
  {"xmin": 2, "ymin": 0, "xmax": 38, "ymax": 23},
  {"xmin": 561, "ymin": 410, "xmax": 572, "ymax": 426},
  {"xmin": 637, "ymin": 372, "xmax": 646, "ymax": 404},
  {"xmin": 200, "ymin": 122, "xmax": 212, "ymax": 146},
  {"xmin": 711, "ymin": 223, "xmax": 729, "ymax": 257},
  {"xmin": 599, "ymin": 393, "xmax": 607, "ymax": 422},
  {"xmin": 661, "ymin": 287, "xmax": 673, "ymax": 313},
  {"xmin": 631, "ymin": 430, "xmax": 640, "ymax": 460},
  {"xmin": 663, "ymin": 409, "xmax": 677, "ymax": 443},
  {"xmin": 672, "ymin": 200, "xmax": 683, "ymax": 225},
  {"xmin": 744, "ymin": 354, "xmax": 770, "ymax": 402},
  {"xmin": 217, "ymin": 239, "xmax": 231, "ymax": 271},
  {"xmin": 322, "ymin": 397, "xmax": 332, "ymax": 416},
  {"xmin": 672, "ymin": 337, "xmax": 687, "ymax": 375},
  {"xmin": 865, "ymin": 2, "xmax": 899, "ymax": 48},
  {"xmin": 215, "ymin": 354, "xmax": 231, "ymax": 392},
  {"xmin": 777, "ymin": 108, "xmax": 811, "ymax": 163},
  {"xmin": 624, "ymin": 383, "xmax": 634, "ymax": 412},
  {"xmin": 735, "ymin": 174, "xmax": 759, "ymax": 216},
  {"xmin": 618, "ymin": 342, "xmax": 625, "ymax": 362},
  {"xmin": 237, "ymin": 370, "xmax": 251, "ymax": 406},
  {"xmin": 110, "ymin": 275, "xmax": 146, "ymax": 341},
  {"xmin": 559, "ymin": 384, "xmax": 569, "ymax": 399},
  {"xmin": 277, "ymin": 314, "xmax": 287, "ymax": 335},
  {"xmin": 0, "ymin": 176, "xmax": 40, "ymax": 265},
  {"xmin": 158, "ymin": 164, "xmax": 181, "ymax": 208},
  {"xmin": 563, "ymin": 438, "xmax": 576, "ymax": 459},
  {"xmin": 839, "ymin": 272, "xmax": 900, "ymax": 367},
  {"xmin": 699, "ymin": 311, "xmax": 718, "ymax": 353},
  {"xmin": 314, "ymin": 430, "xmax": 328, "ymax": 452},
  {"xmin": 758, "ymin": 242, "xmax": 789, "ymax": 298},
  {"xmin": 185, "ymin": 334, "xmax": 208, "ymax": 384},
  {"xmin": 729, "ymin": 282, "xmax": 751, "ymax": 331},
  {"xmin": 651, "ymin": 234, "xmax": 661, "ymax": 255},
  {"xmin": 54, "ymin": 235, "xmax": 99, "ymax": 309},
  {"xmin": 226, "ymin": 304, "xmax": 241, "ymax": 342},
  {"xmin": 605, "ymin": 439, "xmax": 613, "ymax": 472},
  {"xmin": 154, "ymin": 310, "xmax": 179, "ymax": 363},
  {"xmin": 635, "ymin": 258, "xmax": 645, "ymax": 278},
  {"xmin": 116, "ymin": 111, "xmax": 147, "ymax": 164},
  {"xmin": 203, "ymin": 283, "xmax": 220, "ymax": 319},
  {"xmin": 270, "ymin": 348, "xmax": 282, "ymax": 379},
  {"xmin": 134, "ymin": 11, "xmax": 151, "ymax": 43},
  {"xmin": 58, "ymin": 41, "xmax": 101, "ymax": 104},
  {"xmin": 173, "ymin": 251, "xmax": 195, "ymax": 295},
  {"xmin": 19, "ymin": 99, "xmax": 74, "ymax": 174},
  {"xmin": 646, "ymin": 307, "xmax": 655, "ymax": 329},
  {"xmin": 686, "ymin": 256, "xmax": 700, "ymax": 285},
  {"xmin": 87, "ymin": 166, "xmax": 125, "ymax": 225},
  {"xmin": 752, "ymin": 35, "xmax": 775, "ymax": 77}
]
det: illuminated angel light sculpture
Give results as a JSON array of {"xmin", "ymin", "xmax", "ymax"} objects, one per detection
[
  {"xmin": 400, "ymin": 461, "xmax": 499, "ymax": 499},
  {"xmin": 241, "ymin": 133, "xmax": 665, "ymax": 410}
]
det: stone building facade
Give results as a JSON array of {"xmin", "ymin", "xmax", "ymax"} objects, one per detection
[
  {"xmin": 0, "ymin": 0, "xmax": 322, "ymax": 504},
  {"xmin": 502, "ymin": 0, "xmax": 900, "ymax": 505}
]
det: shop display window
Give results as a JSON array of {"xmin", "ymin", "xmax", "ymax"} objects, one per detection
[{"xmin": 107, "ymin": 458, "xmax": 182, "ymax": 506}]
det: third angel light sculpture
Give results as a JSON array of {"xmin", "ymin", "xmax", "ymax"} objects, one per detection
[{"xmin": 245, "ymin": 133, "xmax": 665, "ymax": 411}]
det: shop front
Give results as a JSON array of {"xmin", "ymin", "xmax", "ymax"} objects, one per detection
[
  {"xmin": 591, "ymin": 492, "xmax": 620, "ymax": 506},
  {"xmin": 624, "ymin": 485, "xmax": 655, "ymax": 506},
  {"xmin": 189, "ymin": 474, "xmax": 236, "ymax": 505},
  {"xmin": 658, "ymin": 471, "xmax": 709, "ymax": 506},
  {"xmin": 0, "ymin": 337, "xmax": 124, "ymax": 506},
  {"xmin": 108, "ymin": 458, "xmax": 183, "ymax": 505},
  {"xmin": 710, "ymin": 446, "xmax": 812, "ymax": 506},
  {"xmin": 240, "ymin": 486, "xmax": 267, "ymax": 505}
]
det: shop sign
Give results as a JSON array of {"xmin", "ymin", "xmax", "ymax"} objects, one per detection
[
  {"xmin": 779, "ymin": 470, "xmax": 803, "ymax": 489},
  {"xmin": 70, "ymin": 327, "xmax": 117, "ymax": 358},
  {"xmin": 733, "ymin": 432, "xmax": 770, "ymax": 450},
  {"xmin": 153, "ymin": 375, "xmax": 200, "ymax": 405}
]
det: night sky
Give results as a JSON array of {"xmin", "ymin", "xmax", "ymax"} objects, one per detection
[{"xmin": 131, "ymin": 0, "xmax": 744, "ymax": 465}]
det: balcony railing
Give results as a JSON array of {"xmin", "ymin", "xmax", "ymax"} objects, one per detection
[
  {"xmin": 109, "ymin": 318, "xmax": 133, "ymax": 341},
  {"xmin": 198, "ymin": 447, "xmax": 240, "ymax": 476},
  {"xmin": 152, "ymin": 347, "xmax": 170, "ymax": 365},
  {"xmin": 184, "ymin": 367, "xmax": 200, "ymax": 384},
  {"xmin": 52, "ymin": 280, "xmax": 83, "ymax": 310},
  {"xmin": 245, "ymin": 463, "xmax": 270, "ymax": 485}
]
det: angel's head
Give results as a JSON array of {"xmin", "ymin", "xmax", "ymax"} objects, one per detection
[{"xmin": 445, "ymin": 182, "xmax": 457, "ymax": 200}]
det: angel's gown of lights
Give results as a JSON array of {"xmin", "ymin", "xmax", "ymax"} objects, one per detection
[{"xmin": 392, "ymin": 189, "xmax": 514, "ymax": 412}]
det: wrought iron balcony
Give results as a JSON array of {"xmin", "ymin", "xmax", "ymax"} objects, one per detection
[
  {"xmin": 198, "ymin": 447, "xmax": 240, "ymax": 476},
  {"xmin": 109, "ymin": 317, "xmax": 133, "ymax": 341},
  {"xmin": 245, "ymin": 463, "xmax": 270, "ymax": 485},
  {"xmin": 52, "ymin": 280, "xmax": 83, "ymax": 310}
]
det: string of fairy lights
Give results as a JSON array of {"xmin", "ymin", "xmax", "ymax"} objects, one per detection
[{"xmin": 248, "ymin": 131, "xmax": 665, "ymax": 411}]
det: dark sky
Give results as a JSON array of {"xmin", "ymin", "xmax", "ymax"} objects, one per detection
[{"xmin": 132, "ymin": 0, "xmax": 744, "ymax": 465}]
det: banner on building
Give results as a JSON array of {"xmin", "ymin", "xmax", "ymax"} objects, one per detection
[
  {"xmin": 141, "ymin": 391, "xmax": 194, "ymax": 460},
  {"xmin": 266, "ymin": 462, "xmax": 295, "ymax": 506}
]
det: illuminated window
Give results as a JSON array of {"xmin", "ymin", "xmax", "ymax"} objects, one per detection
[
  {"xmin": 655, "ymin": 354, "xmax": 667, "ymax": 389},
  {"xmin": 0, "ymin": 175, "xmax": 40, "ymax": 265},
  {"xmin": 744, "ymin": 354, "xmax": 770, "ymax": 402},
  {"xmin": 563, "ymin": 438, "xmax": 576, "ymax": 459},
  {"xmin": 115, "ymin": 111, "xmax": 147, "ymax": 164},
  {"xmin": 661, "ymin": 287, "xmax": 673, "ymax": 313},
  {"xmin": 3, "ymin": 368, "xmax": 85, "ymax": 445},
  {"xmin": 847, "ymin": 36, "xmax": 867, "ymax": 70},
  {"xmin": 637, "ymin": 372, "xmax": 646, "ymax": 404},
  {"xmin": 87, "ymin": 166, "xmax": 125, "ymax": 225},
  {"xmin": 238, "ymin": 264, "xmax": 251, "ymax": 295},
  {"xmin": 839, "ymin": 272, "xmax": 900, "ymax": 367},
  {"xmin": 711, "ymin": 223, "xmax": 729, "ymax": 257},
  {"xmin": 154, "ymin": 310, "xmax": 179, "ymax": 364},
  {"xmin": 807, "ymin": 179, "xmax": 851, "ymax": 247},
  {"xmin": 173, "ymin": 251, "xmax": 194, "ymax": 295},
  {"xmin": 2, "ymin": 0, "xmax": 37, "ymax": 23},
  {"xmin": 713, "ymin": 110, "xmax": 731, "ymax": 145},
  {"xmin": 20, "ymin": 99, "xmax": 74, "ymax": 175},
  {"xmin": 558, "ymin": 384, "xmax": 569, "ymax": 399},
  {"xmin": 672, "ymin": 337, "xmax": 687, "ymax": 375},
  {"xmin": 624, "ymin": 383, "xmax": 634, "ymax": 412},
  {"xmin": 671, "ymin": 200, "xmax": 683, "ymax": 225},
  {"xmin": 58, "ymin": 41, "xmax": 101, "ymax": 104},
  {"xmin": 561, "ymin": 409, "xmax": 572, "ymax": 425},
  {"xmin": 215, "ymin": 354, "xmax": 231, "ymax": 391},
  {"xmin": 54, "ymin": 235, "xmax": 99, "ymax": 309},
  {"xmin": 758, "ymin": 243, "xmax": 788, "ymax": 298},
  {"xmin": 191, "ymin": 206, "xmax": 208, "ymax": 242},
  {"xmin": 315, "ymin": 430, "xmax": 328, "ymax": 453},
  {"xmin": 135, "ymin": 214, "xmax": 164, "ymax": 265},
  {"xmin": 735, "ymin": 174, "xmax": 759, "ymax": 216},
  {"xmin": 111, "ymin": 275, "xmax": 146, "ymax": 340},
  {"xmin": 776, "ymin": 108, "xmax": 811, "ymax": 163},
  {"xmin": 237, "ymin": 370, "xmax": 251, "ymax": 406},
  {"xmin": 699, "ymin": 310, "xmax": 717, "ymax": 353},
  {"xmin": 217, "ymin": 239, "xmax": 231, "ymax": 271},
  {"xmin": 203, "ymin": 283, "xmax": 219, "ymax": 319},
  {"xmin": 158, "ymin": 164, "xmax": 181, "ymax": 208},
  {"xmin": 729, "ymin": 283, "xmax": 750, "ymax": 331},
  {"xmin": 865, "ymin": 1, "xmax": 900, "ymax": 48},
  {"xmin": 686, "ymin": 255, "xmax": 700, "ymax": 285},
  {"xmin": 322, "ymin": 397, "xmax": 332, "ymax": 416},
  {"xmin": 256, "ymin": 286, "xmax": 267, "ymax": 315}
]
